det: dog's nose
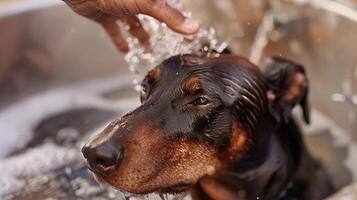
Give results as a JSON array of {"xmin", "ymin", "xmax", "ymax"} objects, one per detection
[{"xmin": 82, "ymin": 141, "xmax": 123, "ymax": 174}]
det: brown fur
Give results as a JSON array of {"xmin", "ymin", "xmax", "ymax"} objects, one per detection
[{"xmin": 184, "ymin": 77, "xmax": 201, "ymax": 93}]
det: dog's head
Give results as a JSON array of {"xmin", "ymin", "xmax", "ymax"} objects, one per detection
[{"xmin": 82, "ymin": 54, "xmax": 309, "ymax": 194}]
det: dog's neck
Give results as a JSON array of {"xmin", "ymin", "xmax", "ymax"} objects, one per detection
[{"xmin": 197, "ymin": 117, "xmax": 293, "ymax": 200}]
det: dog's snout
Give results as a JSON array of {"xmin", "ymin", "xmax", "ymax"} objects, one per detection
[{"xmin": 82, "ymin": 141, "xmax": 124, "ymax": 174}]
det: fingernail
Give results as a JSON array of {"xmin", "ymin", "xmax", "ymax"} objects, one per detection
[{"xmin": 182, "ymin": 18, "xmax": 200, "ymax": 33}]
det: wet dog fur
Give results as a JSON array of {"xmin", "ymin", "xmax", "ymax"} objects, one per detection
[{"xmin": 82, "ymin": 54, "xmax": 334, "ymax": 200}]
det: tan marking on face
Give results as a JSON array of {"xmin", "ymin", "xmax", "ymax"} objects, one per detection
[
  {"xmin": 148, "ymin": 68, "xmax": 160, "ymax": 82},
  {"xmin": 199, "ymin": 177, "xmax": 239, "ymax": 200},
  {"xmin": 96, "ymin": 122, "xmax": 220, "ymax": 194},
  {"xmin": 197, "ymin": 120, "xmax": 249, "ymax": 200},
  {"xmin": 221, "ymin": 120, "xmax": 249, "ymax": 163},
  {"xmin": 185, "ymin": 77, "xmax": 201, "ymax": 93}
]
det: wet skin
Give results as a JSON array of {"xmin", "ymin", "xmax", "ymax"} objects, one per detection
[{"xmin": 82, "ymin": 54, "xmax": 334, "ymax": 200}]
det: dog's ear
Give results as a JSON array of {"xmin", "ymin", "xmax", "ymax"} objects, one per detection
[{"xmin": 262, "ymin": 56, "xmax": 310, "ymax": 124}]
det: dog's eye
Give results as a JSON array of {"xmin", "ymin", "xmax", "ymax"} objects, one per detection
[{"xmin": 192, "ymin": 97, "xmax": 210, "ymax": 106}]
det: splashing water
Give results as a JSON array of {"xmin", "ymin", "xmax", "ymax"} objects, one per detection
[{"xmin": 121, "ymin": 0, "xmax": 227, "ymax": 91}]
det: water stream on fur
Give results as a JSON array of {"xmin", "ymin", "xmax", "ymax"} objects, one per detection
[{"xmin": 122, "ymin": 0, "xmax": 227, "ymax": 91}]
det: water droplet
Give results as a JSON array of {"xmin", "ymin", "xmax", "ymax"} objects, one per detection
[{"xmin": 121, "ymin": 0, "xmax": 226, "ymax": 84}]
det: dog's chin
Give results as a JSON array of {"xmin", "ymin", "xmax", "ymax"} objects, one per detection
[
  {"xmin": 90, "ymin": 171, "xmax": 193, "ymax": 195},
  {"xmin": 120, "ymin": 182, "xmax": 194, "ymax": 195}
]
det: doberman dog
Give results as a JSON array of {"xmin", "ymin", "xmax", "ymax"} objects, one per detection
[{"xmin": 82, "ymin": 54, "xmax": 334, "ymax": 200}]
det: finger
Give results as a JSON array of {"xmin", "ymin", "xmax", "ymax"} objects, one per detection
[
  {"xmin": 140, "ymin": 0, "xmax": 200, "ymax": 35},
  {"xmin": 120, "ymin": 16, "xmax": 150, "ymax": 48},
  {"xmin": 100, "ymin": 17, "xmax": 129, "ymax": 52}
]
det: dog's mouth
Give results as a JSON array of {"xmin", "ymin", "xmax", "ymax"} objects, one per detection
[{"xmin": 161, "ymin": 183, "xmax": 193, "ymax": 194}]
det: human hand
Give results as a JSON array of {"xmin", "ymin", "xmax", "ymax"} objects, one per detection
[{"xmin": 64, "ymin": 0, "xmax": 200, "ymax": 52}]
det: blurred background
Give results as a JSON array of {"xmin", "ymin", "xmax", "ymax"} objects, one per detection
[{"xmin": 0, "ymin": 0, "xmax": 356, "ymax": 199}]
